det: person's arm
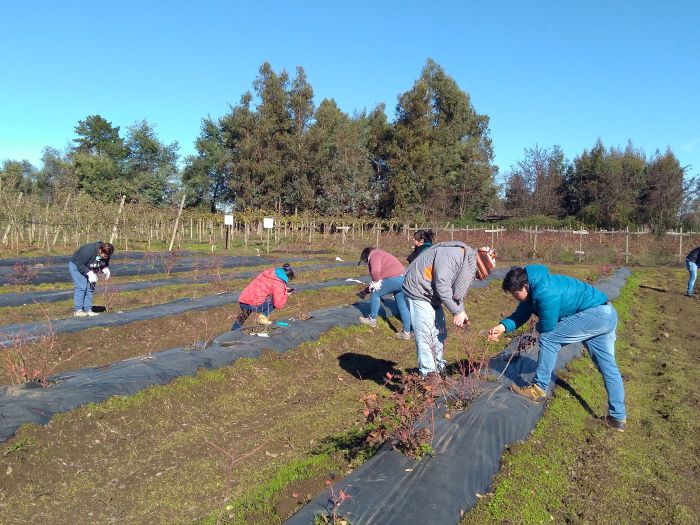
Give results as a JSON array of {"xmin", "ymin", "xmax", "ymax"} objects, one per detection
[
  {"xmin": 533, "ymin": 290, "xmax": 561, "ymax": 333},
  {"xmin": 433, "ymin": 252, "xmax": 462, "ymax": 315},
  {"xmin": 499, "ymin": 301, "xmax": 534, "ymax": 333},
  {"xmin": 271, "ymin": 280, "xmax": 289, "ymax": 309},
  {"xmin": 368, "ymin": 251, "xmax": 381, "ymax": 281}
]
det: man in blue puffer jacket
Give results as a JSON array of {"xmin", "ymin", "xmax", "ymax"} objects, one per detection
[{"xmin": 487, "ymin": 265, "xmax": 627, "ymax": 432}]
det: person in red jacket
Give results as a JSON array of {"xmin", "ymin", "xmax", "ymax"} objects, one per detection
[{"xmin": 231, "ymin": 264, "xmax": 294, "ymax": 330}]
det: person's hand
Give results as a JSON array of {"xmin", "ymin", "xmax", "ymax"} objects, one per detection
[
  {"xmin": 368, "ymin": 280, "xmax": 383, "ymax": 292},
  {"xmin": 102, "ymin": 267, "xmax": 111, "ymax": 280},
  {"xmin": 87, "ymin": 271, "xmax": 98, "ymax": 284},
  {"xmin": 487, "ymin": 324, "xmax": 506, "ymax": 341},
  {"xmin": 453, "ymin": 311, "xmax": 470, "ymax": 328},
  {"xmin": 286, "ymin": 287, "xmax": 295, "ymax": 294}
]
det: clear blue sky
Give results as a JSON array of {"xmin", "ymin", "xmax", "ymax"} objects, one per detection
[{"xmin": 2, "ymin": 0, "xmax": 699, "ymax": 183}]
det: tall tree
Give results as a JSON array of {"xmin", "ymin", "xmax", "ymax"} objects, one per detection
[
  {"xmin": 386, "ymin": 59, "xmax": 496, "ymax": 218},
  {"xmin": 285, "ymin": 67, "xmax": 315, "ymax": 213},
  {"xmin": 72, "ymin": 114, "xmax": 127, "ymax": 160},
  {"xmin": 638, "ymin": 149, "xmax": 686, "ymax": 231},
  {"xmin": 123, "ymin": 120, "xmax": 179, "ymax": 205}
]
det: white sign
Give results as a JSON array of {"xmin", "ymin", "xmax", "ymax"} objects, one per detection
[
  {"xmin": 263, "ymin": 217, "xmax": 274, "ymax": 229},
  {"xmin": 224, "ymin": 214, "xmax": 234, "ymax": 226}
]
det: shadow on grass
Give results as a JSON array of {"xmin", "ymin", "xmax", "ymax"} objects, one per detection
[
  {"xmin": 553, "ymin": 376, "xmax": 598, "ymax": 417},
  {"xmin": 337, "ymin": 352, "xmax": 400, "ymax": 390}
]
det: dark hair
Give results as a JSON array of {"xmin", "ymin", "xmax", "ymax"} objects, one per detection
[
  {"xmin": 414, "ymin": 229, "xmax": 434, "ymax": 243},
  {"xmin": 358, "ymin": 247, "xmax": 373, "ymax": 266},
  {"xmin": 502, "ymin": 267, "xmax": 528, "ymax": 293},
  {"xmin": 282, "ymin": 263, "xmax": 294, "ymax": 280},
  {"xmin": 98, "ymin": 242, "xmax": 114, "ymax": 257}
]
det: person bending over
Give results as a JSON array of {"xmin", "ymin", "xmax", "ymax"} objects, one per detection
[
  {"xmin": 231, "ymin": 263, "xmax": 294, "ymax": 330},
  {"xmin": 402, "ymin": 242, "xmax": 496, "ymax": 380},
  {"xmin": 357, "ymin": 247, "xmax": 412, "ymax": 340},
  {"xmin": 69, "ymin": 241, "xmax": 114, "ymax": 317},
  {"xmin": 487, "ymin": 265, "xmax": 627, "ymax": 432}
]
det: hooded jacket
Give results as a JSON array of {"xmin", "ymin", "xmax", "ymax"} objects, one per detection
[
  {"xmin": 70, "ymin": 241, "xmax": 110, "ymax": 276},
  {"xmin": 238, "ymin": 268, "xmax": 289, "ymax": 309},
  {"xmin": 500, "ymin": 264, "xmax": 609, "ymax": 334},
  {"xmin": 402, "ymin": 241, "xmax": 477, "ymax": 315},
  {"xmin": 687, "ymin": 246, "xmax": 700, "ymax": 264}
]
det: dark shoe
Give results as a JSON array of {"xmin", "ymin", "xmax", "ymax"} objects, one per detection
[
  {"xmin": 359, "ymin": 316, "xmax": 377, "ymax": 328},
  {"xmin": 510, "ymin": 383, "xmax": 546, "ymax": 401},
  {"xmin": 603, "ymin": 415, "xmax": 627, "ymax": 432}
]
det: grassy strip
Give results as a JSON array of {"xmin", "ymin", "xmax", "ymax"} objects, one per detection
[{"xmin": 463, "ymin": 269, "xmax": 699, "ymax": 524}]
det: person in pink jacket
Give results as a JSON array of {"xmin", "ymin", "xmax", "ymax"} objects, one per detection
[
  {"xmin": 357, "ymin": 247, "xmax": 412, "ymax": 340},
  {"xmin": 231, "ymin": 264, "xmax": 294, "ymax": 330}
]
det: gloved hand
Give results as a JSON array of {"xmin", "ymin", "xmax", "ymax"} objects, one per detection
[
  {"xmin": 87, "ymin": 271, "xmax": 98, "ymax": 284},
  {"xmin": 286, "ymin": 287, "xmax": 295, "ymax": 294},
  {"xmin": 102, "ymin": 267, "xmax": 111, "ymax": 280},
  {"xmin": 368, "ymin": 280, "xmax": 383, "ymax": 292}
]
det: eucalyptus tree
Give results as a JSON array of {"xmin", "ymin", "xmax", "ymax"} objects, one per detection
[
  {"xmin": 307, "ymin": 99, "xmax": 376, "ymax": 215},
  {"xmin": 123, "ymin": 120, "xmax": 179, "ymax": 205},
  {"xmin": 386, "ymin": 59, "xmax": 496, "ymax": 219}
]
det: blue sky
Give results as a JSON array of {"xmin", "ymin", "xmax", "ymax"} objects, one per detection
[{"xmin": 2, "ymin": 0, "xmax": 698, "ymax": 183}]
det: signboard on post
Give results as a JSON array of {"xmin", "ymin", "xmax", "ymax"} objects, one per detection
[
  {"xmin": 224, "ymin": 214, "xmax": 234, "ymax": 226},
  {"xmin": 263, "ymin": 217, "xmax": 274, "ymax": 253}
]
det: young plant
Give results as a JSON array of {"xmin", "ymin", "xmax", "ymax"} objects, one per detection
[
  {"xmin": 313, "ymin": 477, "xmax": 352, "ymax": 525},
  {"xmin": 361, "ymin": 372, "xmax": 436, "ymax": 459},
  {"xmin": 6, "ymin": 262, "xmax": 38, "ymax": 290}
]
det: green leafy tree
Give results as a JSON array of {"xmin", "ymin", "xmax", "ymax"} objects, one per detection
[
  {"xmin": 0, "ymin": 160, "xmax": 36, "ymax": 194},
  {"xmin": 386, "ymin": 59, "xmax": 496, "ymax": 218},
  {"xmin": 72, "ymin": 114, "xmax": 128, "ymax": 160},
  {"xmin": 123, "ymin": 120, "xmax": 179, "ymax": 205},
  {"xmin": 638, "ymin": 149, "xmax": 686, "ymax": 231}
]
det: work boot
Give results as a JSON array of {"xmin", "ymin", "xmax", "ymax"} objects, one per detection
[
  {"xmin": 358, "ymin": 316, "xmax": 377, "ymax": 328},
  {"xmin": 603, "ymin": 415, "xmax": 627, "ymax": 432},
  {"xmin": 73, "ymin": 310, "xmax": 88, "ymax": 318},
  {"xmin": 394, "ymin": 331, "xmax": 411, "ymax": 340},
  {"xmin": 257, "ymin": 313, "xmax": 272, "ymax": 326},
  {"xmin": 510, "ymin": 383, "xmax": 546, "ymax": 401}
]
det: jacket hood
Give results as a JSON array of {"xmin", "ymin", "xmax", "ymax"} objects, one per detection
[
  {"xmin": 525, "ymin": 264, "xmax": 549, "ymax": 287},
  {"xmin": 274, "ymin": 267, "xmax": 289, "ymax": 283}
]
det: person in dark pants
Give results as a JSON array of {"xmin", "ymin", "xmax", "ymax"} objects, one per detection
[
  {"xmin": 407, "ymin": 229, "xmax": 434, "ymax": 264},
  {"xmin": 69, "ymin": 241, "xmax": 114, "ymax": 317},
  {"xmin": 487, "ymin": 265, "xmax": 627, "ymax": 432},
  {"xmin": 231, "ymin": 264, "xmax": 294, "ymax": 330},
  {"xmin": 685, "ymin": 246, "xmax": 699, "ymax": 297}
]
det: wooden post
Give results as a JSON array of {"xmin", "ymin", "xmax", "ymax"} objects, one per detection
[
  {"xmin": 625, "ymin": 226, "xmax": 630, "ymax": 265},
  {"xmin": 678, "ymin": 226, "xmax": 684, "ymax": 262},
  {"xmin": 109, "ymin": 195, "xmax": 126, "ymax": 245},
  {"xmin": 533, "ymin": 225, "xmax": 538, "ymax": 257},
  {"xmin": 169, "ymin": 193, "xmax": 186, "ymax": 252},
  {"xmin": 375, "ymin": 223, "xmax": 380, "ymax": 247}
]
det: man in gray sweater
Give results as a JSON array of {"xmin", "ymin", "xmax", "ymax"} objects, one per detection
[{"xmin": 402, "ymin": 241, "xmax": 496, "ymax": 379}]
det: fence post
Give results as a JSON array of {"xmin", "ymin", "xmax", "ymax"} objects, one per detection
[{"xmin": 168, "ymin": 193, "xmax": 186, "ymax": 252}]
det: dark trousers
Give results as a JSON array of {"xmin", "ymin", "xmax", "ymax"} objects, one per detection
[{"xmin": 231, "ymin": 296, "xmax": 275, "ymax": 330}]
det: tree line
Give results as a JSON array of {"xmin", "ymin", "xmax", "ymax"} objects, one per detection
[{"xmin": 1, "ymin": 59, "xmax": 697, "ymax": 229}]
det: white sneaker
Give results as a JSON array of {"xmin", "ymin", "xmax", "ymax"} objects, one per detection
[
  {"xmin": 73, "ymin": 310, "xmax": 88, "ymax": 317},
  {"xmin": 86, "ymin": 311, "xmax": 100, "ymax": 317}
]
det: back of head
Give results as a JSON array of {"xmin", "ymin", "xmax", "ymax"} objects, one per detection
[
  {"xmin": 503, "ymin": 266, "xmax": 528, "ymax": 292},
  {"xmin": 414, "ymin": 229, "xmax": 434, "ymax": 244},
  {"xmin": 358, "ymin": 247, "xmax": 373, "ymax": 266},
  {"xmin": 282, "ymin": 263, "xmax": 294, "ymax": 280},
  {"xmin": 98, "ymin": 242, "xmax": 114, "ymax": 258}
]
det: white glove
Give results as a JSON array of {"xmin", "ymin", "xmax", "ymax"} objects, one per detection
[
  {"xmin": 102, "ymin": 267, "xmax": 111, "ymax": 280},
  {"xmin": 368, "ymin": 280, "xmax": 383, "ymax": 292},
  {"xmin": 87, "ymin": 271, "xmax": 98, "ymax": 284}
]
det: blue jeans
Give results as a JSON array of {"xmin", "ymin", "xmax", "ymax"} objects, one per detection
[
  {"xmin": 535, "ymin": 303, "xmax": 626, "ymax": 421},
  {"xmin": 369, "ymin": 275, "xmax": 411, "ymax": 333},
  {"xmin": 231, "ymin": 296, "xmax": 275, "ymax": 330},
  {"xmin": 69, "ymin": 261, "xmax": 93, "ymax": 312},
  {"xmin": 408, "ymin": 298, "xmax": 447, "ymax": 376},
  {"xmin": 687, "ymin": 259, "xmax": 697, "ymax": 296}
]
